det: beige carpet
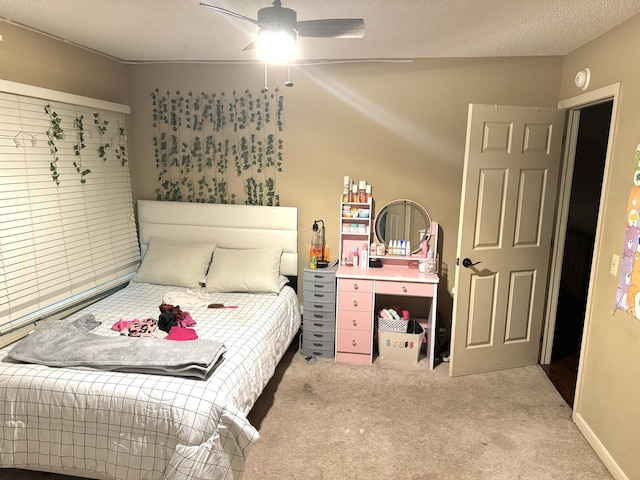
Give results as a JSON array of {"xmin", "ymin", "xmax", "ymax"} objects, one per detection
[
  {"xmin": 1, "ymin": 350, "xmax": 612, "ymax": 480},
  {"xmin": 242, "ymin": 351, "xmax": 611, "ymax": 480}
]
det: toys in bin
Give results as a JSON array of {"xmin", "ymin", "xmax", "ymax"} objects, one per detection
[{"xmin": 378, "ymin": 306, "xmax": 409, "ymax": 332}]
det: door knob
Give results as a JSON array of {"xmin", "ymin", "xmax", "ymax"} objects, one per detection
[{"xmin": 462, "ymin": 257, "xmax": 481, "ymax": 268}]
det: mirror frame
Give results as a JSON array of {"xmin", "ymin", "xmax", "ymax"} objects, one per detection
[{"xmin": 374, "ymin": 199, "xmax": 432, "ymax": 254}]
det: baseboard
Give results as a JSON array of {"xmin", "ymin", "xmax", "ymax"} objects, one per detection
[{"xmin": 573, "ymin": 412, "xmax": 629, "ymax": 480}]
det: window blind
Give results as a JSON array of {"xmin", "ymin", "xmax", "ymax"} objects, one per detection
[{"xmin": 0, "ymin": 89, "xmax": 140, "ymax": 336}]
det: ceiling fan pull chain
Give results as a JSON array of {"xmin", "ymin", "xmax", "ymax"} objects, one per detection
[
  {"xmin": 285, "ymin": 64, "xmax": 294, "ymax": 87},
  {"xmin": 264, "ymin": 63, "xmax": 269, "ymax": 91}
]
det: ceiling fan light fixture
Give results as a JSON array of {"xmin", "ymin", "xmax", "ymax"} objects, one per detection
[{"xmin": 256, "ymin": 28, "xmax": 297, "ymax": 64}]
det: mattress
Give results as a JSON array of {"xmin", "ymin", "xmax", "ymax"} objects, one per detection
[{"xmin": 0, "ymin": 281, "xmax": 301, "ymax": 480}]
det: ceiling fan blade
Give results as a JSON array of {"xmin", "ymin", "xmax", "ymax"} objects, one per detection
[
  {"xmin": 295, "ymin": 19, "xmax": 365, "ymax": 38},
  {"xmin": 243, "ymin": 40, "xmax": 257, "ymax": 51},
  {"xmin": 199, "ymin": 2, "xmax": 261, "ymax": 26}
]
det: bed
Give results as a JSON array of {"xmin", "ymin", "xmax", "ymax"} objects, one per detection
[{"xmin": 0, "ymin": 200, "xmax": 301, "ymax": 480}]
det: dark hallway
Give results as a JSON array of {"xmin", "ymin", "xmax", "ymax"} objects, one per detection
[{"xmin": 541, "ymin": 100, "xmax": 612, "ymax": 408}]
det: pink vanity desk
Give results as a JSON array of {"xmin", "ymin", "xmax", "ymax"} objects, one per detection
[{"xmin": 335, "ymin": 256, "xmax": 439, "ymax": 369}]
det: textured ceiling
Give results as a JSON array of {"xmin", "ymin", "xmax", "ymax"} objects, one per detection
[{"xmin": 1, "ymin": 0, "xmax": 640, "ymax": 63}]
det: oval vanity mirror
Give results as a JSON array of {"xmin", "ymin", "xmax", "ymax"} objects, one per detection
[{"xmin": 374, "ymin": 199, "xmax": 432, "ymax": 254}]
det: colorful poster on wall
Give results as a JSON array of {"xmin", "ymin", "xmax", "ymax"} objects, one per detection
[{"xmin": 615, "ymin": 144, "xmax": 640, "ymax": 318}]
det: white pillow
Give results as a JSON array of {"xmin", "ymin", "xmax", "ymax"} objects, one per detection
[
  {"xmin": 205, "ymin": 247, "xmax": 283, "ymax": 293},
  {"xmin": 132, "ymin": 236, "xmax": 216, "ymax": 288},
  {"xmin": 278, "ymin": 274, "xmax": 290, "ymax": 290}
]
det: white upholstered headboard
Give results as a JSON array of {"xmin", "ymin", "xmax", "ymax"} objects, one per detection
[{"xmin": 137, "ymin": 200, "xmax": 298, "ymax": 277}]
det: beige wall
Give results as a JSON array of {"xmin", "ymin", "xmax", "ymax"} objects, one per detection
[
  {"xmin": 559, "ymin": 14, "xmax": 640, "ymax": 480},
  {"xmin": 127, "ymin": 57, "xmax": 563, "ymax": 321},
  {"xmin": 0, "ymin": 21, "xmax": 128, "ymax": 104}
]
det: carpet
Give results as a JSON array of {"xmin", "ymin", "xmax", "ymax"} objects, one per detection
[
  {"xmin": 1, "ymin": 350, "xmax": 612, "ymax": 480},
  {"xmin": 243, "ymin": 350, "xmax": 612, "ymax": 480}
]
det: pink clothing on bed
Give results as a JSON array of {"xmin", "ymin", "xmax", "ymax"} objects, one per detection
[
  {"xmin": 180, "ymin": 312, "xmax": 196, "ymax": 327},
  {"xmin": 166, "ymin": 326, "xmax": 198, "ymax": 341},
  {"xmin": 112, "ymin": 319, "xmax": 133, "ymax": 332}
]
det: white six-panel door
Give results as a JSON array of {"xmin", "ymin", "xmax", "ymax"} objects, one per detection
[{"xmin": 449, "ymin": 104, "xmax": 565, "ymax": 376}]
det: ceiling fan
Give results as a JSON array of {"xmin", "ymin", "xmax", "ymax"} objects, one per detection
[{"xmin": 199, "ymin": 0, "xmax": 365, "ymax": 60}]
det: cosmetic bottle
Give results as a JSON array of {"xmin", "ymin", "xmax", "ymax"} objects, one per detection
[
  {"xmin": 342, "ymin": 175, "xmax": 350, "ymax": 202},
  {"xmin": 421, "ymin": 238, "xmax": 429, "ymax": 257},
  {"xmin": 352, "ymin": 246, "xmax": 359, "ymax": 267},
  {"xmin": 406, "ymin": 240, "xmax": 411, "ymax": 256},
  {"xmin": 361, "ymin": 243, "xmax": 368, "ymax": 267},
  {"xmin": 370, "ymin": 242, "xmax": 376, "ymax": 256},
  {"xmin": 358, "ymin": 180, "xmax": 367, "ymax": 203}
]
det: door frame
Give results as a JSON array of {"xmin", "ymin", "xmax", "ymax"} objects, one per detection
[{"xmin": 541, "ymin": 83, "xmax": 620, "ymax": 409}]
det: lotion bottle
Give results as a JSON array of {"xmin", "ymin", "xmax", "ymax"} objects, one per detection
[
  {"xmin": 352, "ymin": 246, "xmax": 359, "ymax": 267},
  {"xmin": 361, "ymin": 243, "xmax": 368, "ymax": 267}
]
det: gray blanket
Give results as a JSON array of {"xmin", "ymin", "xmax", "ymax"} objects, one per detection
[{"xmin": 8, "ymin": 314, "xmax": 226, "ymax": 380}]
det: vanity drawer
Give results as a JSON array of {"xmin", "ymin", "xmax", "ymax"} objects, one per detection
[
  {"xmin": 375, "ymin": 280, "xmax": 434, "ymax": 297},
  {"xmin": 338, "ymin": 278, "xmax": 374, "ymax": 293},
  {"xmin": 337, "ymin": 291, "xmax": 373, "ymax": 312},
  {"xmin": 336, "ymin": 309, "xmax": 371, "ymax": 332},
  {"xmin": 336, "ymin": 328, "xmax": 371, "ymax": 354}
]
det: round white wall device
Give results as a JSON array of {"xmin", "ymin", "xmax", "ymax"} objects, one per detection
[{"xmin": 575, "ymin": 68, "xmax": 591, "ymax": 90}]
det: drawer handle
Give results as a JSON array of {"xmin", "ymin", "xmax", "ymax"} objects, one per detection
[
  {"xmin": 313, "ymin": 322, "xmax": 323, "ymax": 327},
  {"xmin": 314, "ymin": 275, "xmax": 324, "ymax": 279},
  {"xmin": 352, "ymin": 339, "xmax": 357, "ymax": 346},
  {"xmin": 352, "ymin": 319, "xmax": 358, "ymax": 327},
  {"xmin": 313, "ymin": 304, "xmax": 324, "ymax": 308},
  {"xmin": 314, "ymin": 294, "xmax": 323, "ymax": 297},
  {"xmin": 313, "ymin": 342, "xmax": 322, "ymax": 346},
  {"xmin": 402, "ymin": 286, "xmax": 407, "ymax": 293},
  {"xmin": 313, "ymin": 334, "xmax": 323, "ymax": 338},
  {"xmin": 314, "ymin": 284, "xmax": 324, "ymax": 288},
  {"xmin": 313, "ymin": 314, "xmax": 323, "ymax": 318},
  {"xmin": 354, "ymin": 283, "xmax": 359, "ymax": 290},
  {"xmin": 353, "ymin": 300, "xmax": 358, "ymax": 307}
]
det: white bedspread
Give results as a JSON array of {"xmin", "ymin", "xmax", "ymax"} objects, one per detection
[{"xmin": 0, "ymin": 282, "xmax": 301, "ymax": 480}]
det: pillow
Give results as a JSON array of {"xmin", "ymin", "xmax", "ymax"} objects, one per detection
[
  {"xmin": 132, "ymin": 236, "xmax": 216, "ymax": 288},
  {"xmin": 205, "ymin": 247, "xmax": 283, "ymax": 294},
  {"xmin": 278, "ymin": 274, "xmax": 290, "ymax": 291}
]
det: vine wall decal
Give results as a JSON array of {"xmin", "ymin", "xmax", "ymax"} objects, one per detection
[
  {"xmin": 42, "ymin": 104, "xmax": 128, "ymax": 185},
  {"xmin": 150, "ymin": 88, "xmax": 284, "ymax": 205}
]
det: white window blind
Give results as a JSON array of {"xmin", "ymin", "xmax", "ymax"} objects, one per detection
[{"xmin": 0, "ymin": 87, "xmax": 140, "ymax": 336}]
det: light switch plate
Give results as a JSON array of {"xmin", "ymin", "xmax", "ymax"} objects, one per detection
[{"xmin": 611, "ymin": 254, "xmax": 620, "ymax": 276}]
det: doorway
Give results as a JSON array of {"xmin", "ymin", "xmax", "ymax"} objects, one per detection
[{"xmin": 541, "ymin": 100, "xmax": 613, "ymax": 408}]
